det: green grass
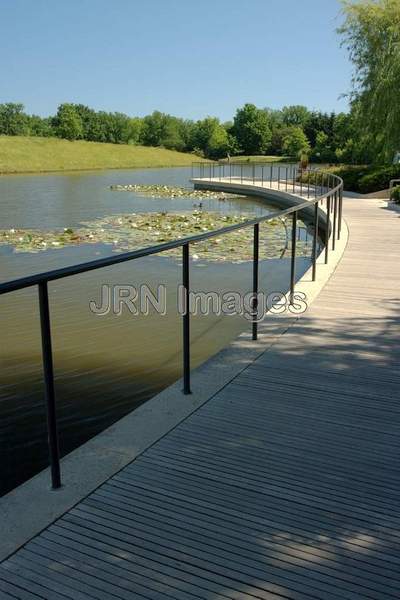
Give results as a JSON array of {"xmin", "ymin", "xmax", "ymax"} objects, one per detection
[
  {"xmin": 0, "ymin": 136, "xmax": 207, "ymax": 174},
  {"xmin": 219, "ymin": 155, "xmax": 292, "ymax": 163}
]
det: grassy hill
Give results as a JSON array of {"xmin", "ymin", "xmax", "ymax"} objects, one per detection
[{"xmin": 0, "ymin": 136, "xmax": 207, "ymax": 174}]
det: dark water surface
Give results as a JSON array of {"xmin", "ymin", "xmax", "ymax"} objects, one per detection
[{"xmin": 0, "ymin": 167, "xmax": 312, "ymax": 495}]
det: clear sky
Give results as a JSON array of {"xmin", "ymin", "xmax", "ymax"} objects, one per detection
[{"xmin": 1, "ymin": 0, "xmax": 351, "ymax": 121}]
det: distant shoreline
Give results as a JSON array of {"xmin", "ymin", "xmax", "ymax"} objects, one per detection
[{"xmin": 0, "ymin": 163, "xmax": 197, "ymax": 177}]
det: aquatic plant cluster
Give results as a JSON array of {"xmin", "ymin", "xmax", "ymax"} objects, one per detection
[
  {"xmin": 110, "ymin": 184, "xmax": 237, "ymax": 201},
  {"xmin": 0, "ymin": 211, "xmax": 312, "ymax": 263}
]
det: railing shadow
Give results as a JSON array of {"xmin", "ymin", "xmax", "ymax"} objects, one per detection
[{"xmin": 8, "ymin": 300, "xmax": 398, "ymax": 599}]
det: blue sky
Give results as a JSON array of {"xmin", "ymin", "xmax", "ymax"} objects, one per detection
[{"xmin": 1, "ymin": 0, "xmax": 351, "ymax": 121}]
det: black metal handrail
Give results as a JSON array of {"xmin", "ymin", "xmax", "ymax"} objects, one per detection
[{"xmin": 1, "ymin": 163, "xmax": 343, "ymax": 490}]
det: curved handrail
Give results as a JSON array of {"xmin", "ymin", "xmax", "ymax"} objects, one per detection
[
  {"xmin": 0, "ymin": 166, "xmax": 342, "ymax": 294},
  {"xmin": 0, "ymin": 161, "xmax": 343, "ymax": 491}
]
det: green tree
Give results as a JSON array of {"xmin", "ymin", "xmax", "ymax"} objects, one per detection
[
  {"xmin": 55, "ymin": 104, "xmax": 83, "ymax": 140},
  {"xmin": 190, "ymin": 117, "xmax": 223, "ymax": 157},
  {"xmin": 0, "ymin": 103, "xmax": 28, "ymax": 135},
  {"xmin": 140, "ymin": 111, "xmax": 186, "ymax": 150},
  {"xmin": 160, "ymin": 117, "xmax": 186, "ymax": 151},
  {"xmin": 312, "ymin": 131, "xmax": 336, "ymax": 162},
  {"xmin": 304, "ymin": 111, "xmax": 335, "ymax": 147},
  {"xmin": 107, "ymin": 112, "xmax": 137, "ymax": 144},
  {"xmin": 282, "ymin": 126, "xmax": 311, "ymax": 158},
  {"xmin": 128, "ymin": 117, "xmax": 143, "ymax": 145},
  {"xmin": 232, "ymin": 103, "xmax": 272, "ymax": 155},
  {"xmin": 70, "ymin": 104, "xmax": 104, "ymax": 142},
  {"xmin": 281, "ymin": 105, "xmax": 310, "ymax": 128},
  {"xmin": 339, "ymin": 0, "xmax": 400, "ymax": 162},
  {"xmin": 207, "ymin": 125, "xmax": 229, "ymax": 159},
  {"xmin": 26, "ymin": 115, "xmax": 54, "ymax": 137}
]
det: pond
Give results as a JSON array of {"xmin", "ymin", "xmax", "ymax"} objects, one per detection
[{"xmin": 0, "ymin": 167, "xmax": 314, "ymax": 495}]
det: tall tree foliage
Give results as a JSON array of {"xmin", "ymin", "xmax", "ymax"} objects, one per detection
[
  {"xmin": 281, "ymin": 105, "xmax": 310, "ymax": 128},
  {"xmin": 339, "ymin": 0, "xmax": 400, "ymax": 162},
  {"xmin": 282, "ymin": 127, "xmax": 311, "ymax": 158},
  {"xmin": 232, "ymin": 104, "xmax": 272, "ymax": 155},
  {"xmin": 54, "ymin": 104, "xmax": 83, "ymax": 141},
  {"xmin": 0, "ymin": 103, "xmax": 28, "ymax": 135}
]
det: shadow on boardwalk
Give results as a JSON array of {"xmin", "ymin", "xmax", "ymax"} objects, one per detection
[{"xmin": 0, "ymin": 302, "xmax": 399, "ymax": 599}]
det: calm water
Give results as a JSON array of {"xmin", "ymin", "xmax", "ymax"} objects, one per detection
[{"xmin": 0, "ymin": 167, "xmax": 313, "ymax": 495}]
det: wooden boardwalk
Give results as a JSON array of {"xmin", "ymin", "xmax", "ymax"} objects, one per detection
[{"xmin": 0, "ymin": 194, "xmax": 399, "ymax": 599}]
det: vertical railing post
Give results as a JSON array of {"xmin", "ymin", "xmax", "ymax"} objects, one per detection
[
  {"xmin": 332, "ymin": 190, "xmax": 337, "ymax": 251},
  {"xmin": 252, "ymin": 224, "xmax": 259, "ymax": 341},
  {"xmin": 241, "ymin": 164, "xmax": 243, "ymax": 184},
  {"xmin": 270, "ymin": 163, "xmax": 273, "ymax": 186},
  {"xmin": 261, "ymin": 166, "xmax": 264, "ymax": 186},
  {"xmin": 307, "ymin": 169, "xmax": 310, "ymax": 198},
  {"xmin": 38, "ymin": 281, "xmax": 61, "ymax": 490},
  {"xmin": 338, "ymin": 185, "xmax": 343, "ymax": 240},
  {"xmin": 285, "ymin": 166, "xmax": 288, "ymax": 191},
  {"xmin": 312, "ymin": 201, "xmax": 319, "ymax": 281},
  {"xmin": 299, "ymin": 168, "xmax": 303, "ymax": 197},
  {"xmin": 325, "ymin": 196, "xmax": 331, "ymax": 264},
  {"xmin": 182, "ymin": 244, "xmax": 191, "ymax": 394},
  {"xmin": 290, "ymin": 212, "xmax": 297, "ymax": 304},
  {"xmin": 293, "ymin": 165, "xmax": 296, "ymax": 193}
]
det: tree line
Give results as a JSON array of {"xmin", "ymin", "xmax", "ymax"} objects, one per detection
[
  {"xmin": 0, "ymin": 101, "xmax": 372, "ymax": 164},
  {"xmin": 0, "ymin": 92, "xmax": 394, "ymax": 165}
]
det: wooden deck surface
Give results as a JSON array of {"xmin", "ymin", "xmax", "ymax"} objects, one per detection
[{"xmin": 0, "ymin": 194, "xmax": 399, "ymax": 599}]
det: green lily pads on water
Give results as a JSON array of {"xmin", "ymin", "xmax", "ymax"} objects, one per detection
[{"xmin": 0, "ymin": 210, "xmax": 313, "ymax": 263}]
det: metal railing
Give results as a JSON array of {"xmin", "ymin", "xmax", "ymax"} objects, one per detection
[{"xmin": 0, "ymin": 163, "xmax": 343, "ymax": 490}]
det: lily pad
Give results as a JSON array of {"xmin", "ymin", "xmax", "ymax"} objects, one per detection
[
  {"xmin": 109, "ymin": 184, "xmax": 239, "ymax": 201},
  {"xmin": 0, "ymin": 211, "xmax": 316, "ymax": 263}
]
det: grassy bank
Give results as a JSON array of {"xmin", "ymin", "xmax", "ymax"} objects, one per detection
[{"xmin": 0, "ymin": 136, "xmax": 207, "ymax": 174}]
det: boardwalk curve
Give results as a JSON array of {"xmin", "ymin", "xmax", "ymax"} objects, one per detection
[{"xmin": 0, "ymin": 177, "xmax": 399, "ymax": 599}]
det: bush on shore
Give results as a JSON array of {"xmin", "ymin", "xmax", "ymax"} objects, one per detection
[
  {"xmin": 391, "ymin": 186, "xmax": 400, "ymax": 203},
  {"xmin": 329, "ymin": 164, "xmax": 400, "ymax": 193}
]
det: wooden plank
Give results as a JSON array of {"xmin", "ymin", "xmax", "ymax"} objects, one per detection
[
  {"xmin": 145, "ymin": 442, "xmax": 400, "ymax": 513},
  {"xmin": 28, "ymin": 537, "xmax": 219, "ymax": 600},
  {"xmin": 134, "ymin": 453, "xmax": 400, "ymax": 526},
  {"xmin": 85, "ymin": 489, "xmax": 400, "ymax": 589},
  {"xmin": 46, "ymin": 523, "xmax": 279, "ymax": 600},
  {"xmin": 67, "ymin": 508, "xmax": 352, "ymax": 600},
  {"xmin": 80, "ymin": 496, "xmax": 397, "ymax": 599},
  {"xmin": 115, "ymin": 466, "xmax": 400, "ymax": 550},
  {"xmin": 97, "ymin": 482, "xmax": 400, "ymax": 579}
]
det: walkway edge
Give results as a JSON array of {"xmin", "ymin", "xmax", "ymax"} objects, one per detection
[{"xmin": 0, "ymin": 201, "xmax": 349, "ymax": 562}]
